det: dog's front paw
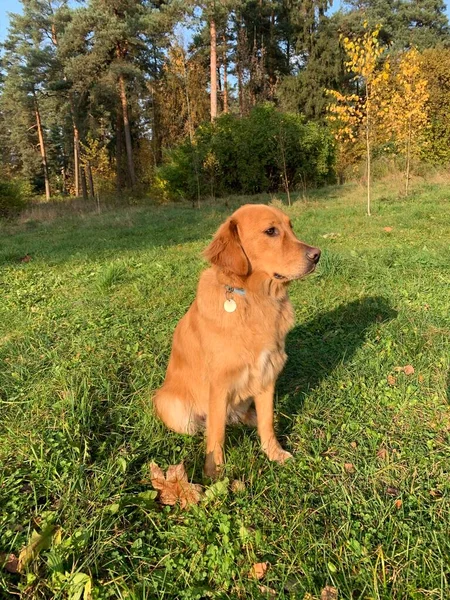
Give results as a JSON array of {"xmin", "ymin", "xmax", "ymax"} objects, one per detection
[
  {"xmin": 263, "ymin": 439, "xmax": 293, "ymax": 463},
  {"xmin": 204, "ymin": 451, "xmax": 224, "ymax": 479},
  {"xmin": 271, "ymin": 448, "xmax": 293, "ymax": 463}
]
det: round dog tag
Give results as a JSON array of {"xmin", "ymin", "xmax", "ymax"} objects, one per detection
[{"xmin": 224, "ymin": 299, "xmax": 237, "ymax": 313}]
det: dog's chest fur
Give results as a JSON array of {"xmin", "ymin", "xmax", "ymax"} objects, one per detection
[
  {"xmin": 230, "ymin": 292, "xmax": 294, "ymax": 401},
  {"xmin": 196, "ymin": 268, "xmax": 295, "ymax": 401}
]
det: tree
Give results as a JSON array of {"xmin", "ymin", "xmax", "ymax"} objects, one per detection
[
  {"xmin": 343, "ymin": 0, "xmax": 449, "ymax": 50},
  {"xmin": 326, "ymin": 22, "xmax": 390, "ymax": 215},
  {"xmin": 1, "ymin": 2, "xmax": 64, "ymax": 199},
  {"xmin": 386, "ymin": 48, "xmax": 429, "ymax": 195},
  {"xmin": 154, "ymin": 41, "xmax": 209, "ymax": 149},
  {"xmin": 421, "ymin": 47, "xmax": 450, "ymax": 165},
  {"xmin": 277, "ymin": 13, "xmax": 349, "ymax": 120}
]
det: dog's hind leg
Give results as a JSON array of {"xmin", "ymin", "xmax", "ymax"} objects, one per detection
[{"xmin": 153, "ymin": 391, "xmax": 201, "ymax": 435}]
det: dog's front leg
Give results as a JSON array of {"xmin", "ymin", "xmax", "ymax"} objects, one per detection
[
  {"xmin": 254, "ymin": 383, "xmax": 292, "ymax": 464},
  {"xmin": 204, "ymin": 383, "xmax": 228, "ymax": 478}
]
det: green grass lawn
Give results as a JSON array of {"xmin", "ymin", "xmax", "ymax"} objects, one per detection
[{"xmin": 1, "ymin": 183, "xmax": 449, "ymax": 599}]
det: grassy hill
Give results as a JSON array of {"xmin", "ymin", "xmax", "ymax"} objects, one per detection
[{"xmin": 1, "ymin": 183, "xmax": 449, "ymax": 599}]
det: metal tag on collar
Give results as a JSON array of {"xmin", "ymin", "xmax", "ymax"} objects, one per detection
[{"xmin": 224, "ymin": 285, "xmax": 244, "ymax": 313}]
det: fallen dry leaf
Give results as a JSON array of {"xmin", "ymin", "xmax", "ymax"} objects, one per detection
[
  {"xmin": 1, "ymin": 553, "xmax": 19, "ymax": 574},
  {"xmin": 249, "ymin": 562, "xmax": 269, "ymax": 580},
  {"xmin": 258, "ymin": 584, "xmax": 277, "ymax": 598},
  {"xmin": 344, "ymin": 462, "xmax": 355, "ymax": 473},
  {"xmin": 387, "ymin": 375, "xmax": 397, "ymax": 386},
  {"xmin": 429, "ymin": 489, "xmax": 443, "ymax": 498},
  {"xmin": 403, "ymin": 365, "xmax": 415, "ymax": 375},
  {"xmin": 321, "ymin": 585, "xmax": 338, "ymax": 600},
  {"xmin": 383, "ymin": 227, "xmax": 393, "ymax": 232},
  {"xmin": 17, "ymin": 525, "xmax": 58, "ymax": 572},
  {"xmin": 377, "ymin": 448, "xmax": 388, "ymax": 460},
  {"xmin": 2, "ymin": 525, "xmax": 59, "ymax": 574},
  {"xmin": 350, "ymin": 441, "xmax": 357, "ymax": 449},
  {"xmin": 148, "ymin": 462, "xmax": 202, "ymax": 509},
  {"xmin": 231, "ymin": 479, "xmax": 246, "ymax": 493},
  {"xmin": 395, "ymin": 499, "xmax": 402, "ymax": 509}
]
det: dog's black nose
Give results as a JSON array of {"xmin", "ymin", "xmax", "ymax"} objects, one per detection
[{"xmin": 306, "ymin": 247, "xmax": 321, "ymax": 264}]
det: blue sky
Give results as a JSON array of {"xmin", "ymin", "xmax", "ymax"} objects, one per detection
[
  {"xmin": 1, "ymin": 0, "xmax": 21, "ymax": 42},
  {"xmin": 1, "ymin": 0, "xmax": 450, "ymax": 43}
]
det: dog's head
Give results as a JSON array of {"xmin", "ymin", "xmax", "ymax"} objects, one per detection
[{"xmin": 204, "ymin": 204, "xmax": 320, "ymax": 281}]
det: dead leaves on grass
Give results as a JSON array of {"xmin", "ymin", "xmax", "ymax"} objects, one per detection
[
  {"xmin": 388, "ymin": 364, "xmax": 415, "ymax": 386},
  {"xmin": 393, "ymin": 364, "xmax": 415, "ymax": 375},
  {"xmin": 1, "ymin": 523, "xmax": 58, "ymax": 574},
  {"xmin": 321, "ymin": 586, "xmax": 338, "ymax": 600},
  {"xmin": 147, "ymin": 462, "xmax": 202, "ymax": 509},
  {"xmin": 249, "ymin": 561, "xmax": 269, "ymax": 579}
]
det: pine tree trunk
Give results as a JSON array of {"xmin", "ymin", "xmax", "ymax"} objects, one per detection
[
  {"xmin": 69, "ymin": 94, "xmax": 81, "ymax": 197},
  {"xmin": 118, "ymin": 73, "xmax": 137, "ymax": 188},
  {"xmin": 237, "ymin": 59, "xmax": 244, "ymax": 116},
  {"xmin": 210, "ymin": 16, "xmax": 217, "ymax": 121},
  {"xmin": 223, "ymin": 34, "xmax": 228, "ymax": 113},
  {"xmin": 116, "ymin": 110, "xmax": 124, "ymax": 191},
  {"xmin": 151, "ymin": 85, "xmax": 162, "ymax": 165},
  {"xmin": 73, "ymin": 125, "xmax": 80, "ymax": 197},
  {"xmin": 237, "ymin": 17, "xmax": 246, "ymax": 116},
  {"xmin": 34, "ymin": 95, "xmax": 51, "ymax": 201}
]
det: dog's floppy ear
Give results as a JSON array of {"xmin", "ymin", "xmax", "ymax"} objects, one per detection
[{"xmin": 203, "ymin": 218, "xmax": 249, "ymax": 277}]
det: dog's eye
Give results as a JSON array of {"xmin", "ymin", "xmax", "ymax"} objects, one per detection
[{"xmin": 264, "ymin": 227, "xmax": 278, "ymax": 237}]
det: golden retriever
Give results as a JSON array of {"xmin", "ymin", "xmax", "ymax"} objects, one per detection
[{"xmin": 154, "ymin": 204, "xmax": 320, "ymax": 477}]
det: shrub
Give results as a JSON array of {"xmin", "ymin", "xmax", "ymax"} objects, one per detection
[
  {"xmin": 157, "ymin": 105, "xmax": 335, "ymax": 201},
  {"xmin": 0, "ymin": 178, "xmax": 31, "ymax": 218}
]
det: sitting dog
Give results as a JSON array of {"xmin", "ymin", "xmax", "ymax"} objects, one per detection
[{"xmin": 154, "ymin": 204, "xmax": 320, "ymax": 477}]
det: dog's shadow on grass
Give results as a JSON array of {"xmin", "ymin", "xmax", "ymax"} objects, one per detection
[
  {"xmin": 276, "ymin": 295, "xmax": 397, "ymax": 435},
  {"xmin": 228, "ymin": 296, "xmax": 396, "ymax": 450}
]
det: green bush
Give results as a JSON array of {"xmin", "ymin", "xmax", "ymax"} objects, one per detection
[
  {"xmin": 157, "ymin": 104, "xmax": 335, "ymax": 201},
  {"xmin": 0, "ymin": 178, "xmax": 31, "ymax": 218}
]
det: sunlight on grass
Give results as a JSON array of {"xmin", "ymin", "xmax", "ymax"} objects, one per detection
[{"xmin": 0, "ymin": 184, "xmax": 449, "ymax": 598}]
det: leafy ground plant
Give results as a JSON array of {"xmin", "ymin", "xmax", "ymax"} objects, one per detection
[{"xmin": 0, "ymin": 182, "xmax": 449, "ymax": 599}]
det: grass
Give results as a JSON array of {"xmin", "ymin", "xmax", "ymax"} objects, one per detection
[{"xmin": 0, "ymin": 182, "xmax": 449, "ymax": 599}]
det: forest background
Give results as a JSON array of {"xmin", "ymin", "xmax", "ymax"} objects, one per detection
[{"xmin": 0, "ymin": 0, "xmax": 450, "ymax": 215}]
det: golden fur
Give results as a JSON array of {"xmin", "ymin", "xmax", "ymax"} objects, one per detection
[{"xmin": 153, "ymin": 204, "xmax": 320, "ymax": 477}]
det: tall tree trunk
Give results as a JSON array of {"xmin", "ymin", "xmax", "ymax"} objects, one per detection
[
  {"xmin": 86, "ymin": 162, "xmax": 95, "ymax": 198},
  {"xmin": 210, "ymin": 16, "xmax": 217, "ymax": 121},
  {"xmin": 236, "ymin": 16, "xmax": 246, "ymax": 116},
  {"xmin": 80, "ymin": 163, "xmax": 88, "ymax": 201},
  {"xmin": 34, "ymin": 94, "xmax": 51, "ymax": 201},
  {"xmin": 366, "ymin": 114, "xmax": 371, "ymax": 217},
  {"xmin": 73, "ymin": 123, "xmax": 80, "ymax": 197},
  {"xmin": 405, "ymin": 119, "xmax": 411, "ymax": 197},
  {"xmin": 118, "ymin": 73, "xmax": 137, "ymax": 187},
  {"xmin": 116, "ymin": 110, "xmax": 124, "ymax": 191},
  {"xmin": 69, "ymin": 94, "xmax": 81, "ymax": 197},
  {"xmin": 150, "ymin": 83, "xmax": 162, "ymax": 165},
  {"xmin": 223, "ymin": 34, "xmax": 228, "ymax": 113}
]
